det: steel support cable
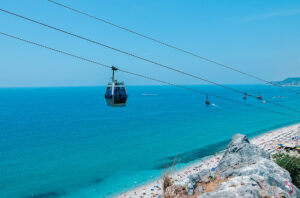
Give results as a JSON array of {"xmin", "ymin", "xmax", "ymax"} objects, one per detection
[
  {"xmin": 1, "ymin": 9, "xmax": 300, "ymax": 114},
  {"xmin": 47, "ymin": 0, "xmax": 299, "ymax": 95},
  {"xmin": 0, "ymin": 31, "xmax": 297, "ymax": 119}
]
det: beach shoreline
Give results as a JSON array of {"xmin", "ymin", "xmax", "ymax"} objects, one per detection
[{"xmin": 117, "ymin": 122, "xmax": 300, "ymax": 198}]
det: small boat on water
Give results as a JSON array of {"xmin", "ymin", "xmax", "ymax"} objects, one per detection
[{"xmin": 142, "ymin": 93, "xmax": 158, "ymax": 96}]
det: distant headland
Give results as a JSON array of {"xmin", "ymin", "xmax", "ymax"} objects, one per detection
[{"xmin": 271, "ymin": 77, "xmax": 300, "ymax": 86}]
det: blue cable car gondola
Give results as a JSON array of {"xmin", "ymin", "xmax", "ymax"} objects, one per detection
[{"xmin": 104, "ymin": 66, "xmax": 128, "ymax": 107}]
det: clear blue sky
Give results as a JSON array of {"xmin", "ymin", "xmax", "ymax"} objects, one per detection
[{"xmin": 1, "ymin": 0, "xmax": 300, "ymax": 87}]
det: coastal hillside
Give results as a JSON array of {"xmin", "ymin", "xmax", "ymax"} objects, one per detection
[
  {"xmin": 271, "ymin": 77, "xmax": 300, "ymax": 86},
  {"xmin": 164, "ymin": 134, "xmax": 300, "ymax": 198}
]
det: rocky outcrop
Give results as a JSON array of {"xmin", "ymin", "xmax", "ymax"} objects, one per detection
[
  {"xmin": 173, "ymin": 134, "xmax": 300, "ymax": 198},
  {"xmin": 215, "ymin": 134, "xmax": 270, "ymax": 173}
]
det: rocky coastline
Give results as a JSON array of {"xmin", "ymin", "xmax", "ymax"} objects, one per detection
[
  {"xmin": 169, "ymin": 134, "xmax": 299, "ymax": 197},
  {"xmin": 119, "ymin": 123, "xmax": 300, "ymax": 198}
]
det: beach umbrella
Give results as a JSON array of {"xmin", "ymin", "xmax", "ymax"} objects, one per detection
[{"xmin": 292, "ymin": 136, "xmax": 299, "ymax": 141}]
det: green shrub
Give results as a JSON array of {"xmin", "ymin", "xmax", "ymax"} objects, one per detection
[{"xmin": 273, "ymin": 153, "xmax": 300, "ymax": 188}]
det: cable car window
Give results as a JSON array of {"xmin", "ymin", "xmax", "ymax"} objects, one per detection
[
  {"xmin": 114, "ymin": 87, "xmax": 120, "ymax": 97},
  {"xmin": 105, "ymin": 87, "xmax": 112, "ymax": 99},
  {"xmin": 114, "ymin": 87, "xmax": 127, "ymax": 104},
  {"xmin": 119, "ymin": 87, "xmax": 127, "ymax": 98},
  {"xmin": 114, "ymin": 87, "xmax": 121, "ymax": 103}
]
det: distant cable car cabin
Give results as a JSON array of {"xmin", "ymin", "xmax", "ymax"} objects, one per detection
[
  {"xmin": 243, "ymin": 92, "xmax": 247, "ymax": 100},
  {"xmin": 257, "ymin": 95, "xmax": 262, "ymax": 100},
  {"xmin": 104, "ymin": 66, "xmax": 128, "ymax": 107},
  {"xmin": 205, "ymin": 95, "xmax": 210, "ymax": 106}
]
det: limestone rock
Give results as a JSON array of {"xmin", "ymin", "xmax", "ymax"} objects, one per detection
[{"xmin": 177, "ymin": 134, "xmax": 300, "ymax": 198}]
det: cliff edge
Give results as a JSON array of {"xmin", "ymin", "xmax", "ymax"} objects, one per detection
[{"xmin": 166, "ymin": 134, "xmax": 300, "ymax": 198}]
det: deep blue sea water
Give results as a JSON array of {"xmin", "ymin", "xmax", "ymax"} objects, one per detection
[{"xmin": 0, "ymin": 85, "xmax": 299, "ymax": 198}]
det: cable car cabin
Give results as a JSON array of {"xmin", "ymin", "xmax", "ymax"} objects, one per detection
[
  {"xmin": 205, "ymin": 99, "xmax": 210, "ymax": 106},
  {"xmin": 205, "ymin": 95, "xmax": 210, "ymax": 106},
  {"xmin": 243, "ymin": 92, "xmax": 247, "ymax": 100},
  {"xmin": 257, "ymin": 95, "xmax": 262, "ymax": 100},
  {"xmin": 105, "ymin": 81, "xmax": 128, "ymax": 107},
  {"xmin": 104, "ymin": 66, "xmax": 128, "ymax": 107}
]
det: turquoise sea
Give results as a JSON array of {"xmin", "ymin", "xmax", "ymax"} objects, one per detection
[{"xmin": 0, "ymin": 85, "xmax": 299, "ymax": 198}]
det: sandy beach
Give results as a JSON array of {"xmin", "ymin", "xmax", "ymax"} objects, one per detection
[{"xmin": 117, "ymin": 123, "xmax": 300, "ymax": 198}]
